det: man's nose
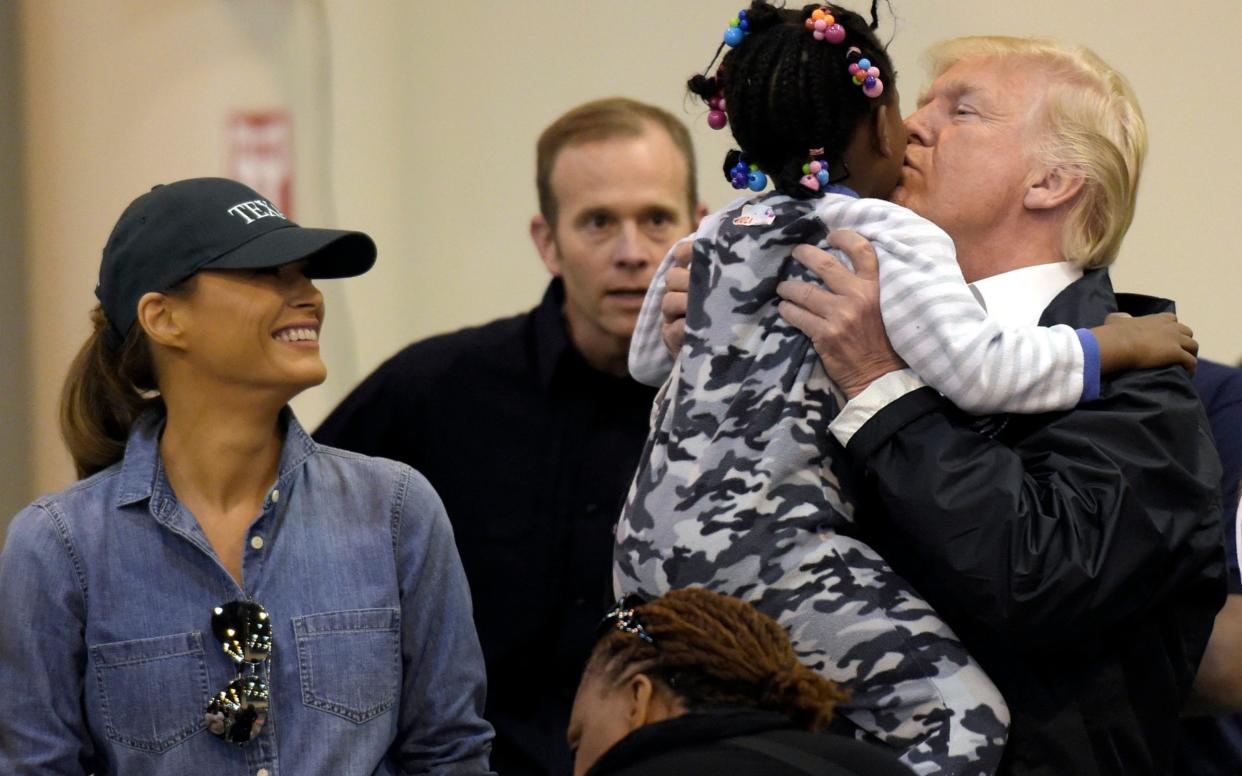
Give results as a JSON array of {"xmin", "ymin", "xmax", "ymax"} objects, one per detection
[
  {"xmin": 612, "ymin": 222, "xmax": 650, "ymax": 269},
  {"xmin": 904, "ymin": 106, "xmax": 933, "ymax": 146}
]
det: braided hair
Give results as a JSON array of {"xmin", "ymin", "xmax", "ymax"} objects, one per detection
[
  {"xmin": 689, "ymin": 1, "xmax": 893, "ymax": 198},
  {"xmin": 590, "ymin": 588, "xmax": 848, "ymax": 731}
]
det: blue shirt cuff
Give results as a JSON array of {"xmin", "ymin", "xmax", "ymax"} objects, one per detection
[{"xmin": 1076, "ymin": 328, "xmax": 1101, "ymax": 403}]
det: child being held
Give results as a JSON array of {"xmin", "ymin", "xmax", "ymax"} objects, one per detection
[{"xmin": 614, "ymin": 4, "xmax": 1188, "ymax": 774}]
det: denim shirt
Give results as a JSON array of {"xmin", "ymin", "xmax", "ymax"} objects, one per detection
[{"xmin": 0, "ymin": 410, "xmax": 495, "ymax": 776}]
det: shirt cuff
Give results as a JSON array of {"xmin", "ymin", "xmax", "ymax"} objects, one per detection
[
  {"xmin": 1075, "ymin": 328, "xmax": 1101, "ymax": 403},
  {"xmin": 829, "ymin": 368, "xmax": 927, "ymax": 447}
]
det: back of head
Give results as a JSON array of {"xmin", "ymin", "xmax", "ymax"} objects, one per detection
[
  {"xmin": 535, "ymin": 97, "xmax": 698, "ymax": 227},
  {"xmin": 927, "ymin": 36, "xmax": 1147, "ymax": 269},
  {"xmin": 688, "ymin": 1, "xmax": 893, "ymax": 197},
  {"xmin": 591, "ymin": 588, "xmax": 847, "ymax": 731}
]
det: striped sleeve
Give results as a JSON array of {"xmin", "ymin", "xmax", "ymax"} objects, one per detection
[{"xmin": 815, "ymin": 197, "xmax": 1085, "ymax": 415}]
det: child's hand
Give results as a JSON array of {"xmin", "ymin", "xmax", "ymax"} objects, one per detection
[
  {"xmin": 1092, "ymin": 312, "xmax": 1198, "ymax": 376},
  {"xmin": 661, "ymin": 241, "xmax": 694, "ymax": 356}
]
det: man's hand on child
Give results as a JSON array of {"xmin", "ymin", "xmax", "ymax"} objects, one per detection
[
  {"xmin": 1092, "ymin": 311, "xmax": 1198, "ymax": 376},
  {"xmin": 777, "ymin": 231, "xmax": 906, "ymax": 399}
]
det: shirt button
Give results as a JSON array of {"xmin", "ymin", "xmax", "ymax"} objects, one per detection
[
  {"xmin": 257, "ymin": 769, "xmax": 270, "ymax": 776},
  {"xmin": 270, "ymin": 489, "xmax": 280, "ymax": 503},
  {"xmin": 250, "ymin": 535, "xmax": 265, "ymax": 550}
]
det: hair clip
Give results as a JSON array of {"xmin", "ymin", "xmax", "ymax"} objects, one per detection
[
  {"xmin": 804, "ymin": 7, "xmax": 845, "ymax": 44},
  {"xmin": 800, "ymin": 148, "xmax": 831, "ymax": 192},
  {"xmin": 729, "ymin": 154, "xmax": 768, "ymax": 192},
  {"xmin": 597, "ymin": 594, "xmax": 656, "ymax": 645},
  {"xmin": 724, "ymin": 9, "xmax": 750, "ymax": 47}
]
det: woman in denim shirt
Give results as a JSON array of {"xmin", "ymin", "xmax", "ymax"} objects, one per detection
[{"xmin": 0, "ymin": 178, "xmax": 495, "ymax": 775}]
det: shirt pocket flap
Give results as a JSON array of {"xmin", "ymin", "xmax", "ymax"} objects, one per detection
[
  {"xmin": 292, "ymin": 608, "xmax": 400, "ymax": 723},
  {"xmin": 90, "ymin": 631, "xmax": 208, "ymax": 753}
]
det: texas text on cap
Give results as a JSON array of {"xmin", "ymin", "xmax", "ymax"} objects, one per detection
[{"xmin": 96, "ymin": 177, "xmax": 377, "ymax": 342}]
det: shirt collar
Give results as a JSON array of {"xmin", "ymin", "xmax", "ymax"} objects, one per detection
[
  {"xmin": 115, "ymin": 406, "xmax": 317, "ymax": 509},
  {"xmin": 970, "ymin": 261, "xmax": 1083, "ymax": 328},
  {"xmin": 533, "ymin": 277, "xmax": 574, "ymax": 389}
]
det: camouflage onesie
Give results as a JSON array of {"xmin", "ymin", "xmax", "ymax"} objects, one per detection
[{"xmin": 616, "ymin": 191, "xmax": 1094, "ymax": 775}]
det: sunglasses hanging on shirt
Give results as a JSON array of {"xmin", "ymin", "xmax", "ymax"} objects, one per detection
[{"xmin": 204, "ymin": 600, "xmax": 272, "ymax": 744}]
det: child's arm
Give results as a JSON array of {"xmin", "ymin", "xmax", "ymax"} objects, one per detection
[
  {"xmin": 628, "ymin": 202, "xmax": 738, "ymax": 386},
  {"xmin": 817, "ymin": 197, "xmax": 1103, "ymax": 414},
  {"xmin": 627, "ymin": 237, "xmax": 687, "ymax": 387}
]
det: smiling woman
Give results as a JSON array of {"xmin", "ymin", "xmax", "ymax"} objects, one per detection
[{"xmin": 0, "ymin": 178, "xmax": 496, "ymax": 776}]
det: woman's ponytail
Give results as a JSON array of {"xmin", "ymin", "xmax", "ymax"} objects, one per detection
[{"xmin": 59, "ymin": 305, "xmax": 161, "ymax": 478}]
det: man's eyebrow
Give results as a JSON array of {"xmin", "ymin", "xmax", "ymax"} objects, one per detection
[{"xmin": 918, "ymin": 79, "xmax": 977, "ymax": 108}]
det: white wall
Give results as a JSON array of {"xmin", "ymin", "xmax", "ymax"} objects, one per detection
[{"xmin": 12, "ymin": 0, "xmax": 1242, "ymax": 531}]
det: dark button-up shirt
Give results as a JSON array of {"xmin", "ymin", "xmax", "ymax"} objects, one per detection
[{"xmin": 316, "ymin": 279, "xmax": 658, "ymax": 776}]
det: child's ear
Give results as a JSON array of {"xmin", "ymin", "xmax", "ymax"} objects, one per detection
[{"xmin": 871, "ymin": 102, "xmax": 899, "ymax": 159}]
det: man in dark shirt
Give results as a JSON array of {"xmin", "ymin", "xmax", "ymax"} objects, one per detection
[{"xmin": 315, "ymin": 97, "xmax": 706, "ymax": 776}]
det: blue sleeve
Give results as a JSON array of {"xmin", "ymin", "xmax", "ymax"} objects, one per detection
[
  {"xmin": 392, "ymin": 467, "xmax": 496, "ymax": 775},
  {"xmin": 0, "ymin": 504, "xmax": 96, "ymax": 774},
  {"xmin": 1075, "ymin": 328, "xmax": 1101, "ymax": 403},
  {"xmin": 1194, "ymin": 361, "xmax": 1242, "ymax": 593}
]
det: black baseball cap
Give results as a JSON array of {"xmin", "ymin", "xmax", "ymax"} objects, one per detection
[{"xmin": 96, "ymin": 177, "xmax": 377, "ymax": 342}]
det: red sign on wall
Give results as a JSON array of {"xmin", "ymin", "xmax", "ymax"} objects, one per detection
[{"xmin": 228, "ymin": 110, "xmax": 294, "ymax": 218}]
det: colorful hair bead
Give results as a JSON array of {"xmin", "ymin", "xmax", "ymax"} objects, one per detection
[
  {"xmin": 729, "ymin": 156, "xmax": 768, "ymax": 192},
  {"xmin": 706, "ymin": 91, "xmax": 728, "ymax": 130},
  {"xmin": 724, "ymin": 9, "xmax": 749, "ymax": 47},
  {"xmin": 807, "ymin": 12, "xmax": 884, "ymax": 98},
  {"xmin": 800, "ymin": 149, "xmax": 830, "ymax": 192},
  {"xmin": 805, "ymin": 7, "xmax": 846, "ymax": 44}
]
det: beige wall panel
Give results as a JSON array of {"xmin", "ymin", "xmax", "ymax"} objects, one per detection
[{"xmin": 15, "ymin": 1, "xmax": 1242, "ymax": 517}]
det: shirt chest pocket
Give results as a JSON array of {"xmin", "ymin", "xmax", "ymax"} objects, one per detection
[
  {"xmin": 292, "ymin": 607, "xmax": 400, "ymax": 723},
  {"xmin": 90, "ymin": 631, "xmax": 208, "ymax": 753}
]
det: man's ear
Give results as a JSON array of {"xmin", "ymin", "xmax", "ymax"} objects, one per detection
[
  {"xmin": 530, "ymin": 214, "xmax": 562, "ymax": 277},
  {"xmin": 1024, "ymin": 165, "xmax": 1085, "ymax": 212},
  {"xmin": 691, "ymin": 201, "xmax": 710, "ymax": 229},
  {"xmin": 623, "ymin": 672, "xmax": 656, "ymax": 732},
  {"xmin": 135, "ymin": 291, "xmax": 186, "ymax": 350}
]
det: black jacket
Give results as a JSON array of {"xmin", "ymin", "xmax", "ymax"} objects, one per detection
[
  {"xmin": 846, "ymin": 270, "xmax": 1226, "ymax": 775},
  {"xmin": 585, "ymin": 709, "xmax": 910, "ymax": 776},
  {"xmin": 315, "ymin": 281, "xmax": 656, "ymax": 776}
]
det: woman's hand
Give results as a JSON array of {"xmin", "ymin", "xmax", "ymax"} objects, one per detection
[{"xmin": 1092, "ymin": 311, "xmax": 1198, "ymax": 376}]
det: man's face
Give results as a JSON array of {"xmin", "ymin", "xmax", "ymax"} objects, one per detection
[
  {"xmin": 893, "ymin": 56, "xmax": 1046, "ymax": 281},
  {"xmin": 532, "ymin": 127, "xmax": 697, "ymax": 363}
]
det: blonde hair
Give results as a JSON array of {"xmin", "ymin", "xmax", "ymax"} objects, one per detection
[{"xmin": 927, "ymin": 36, "xmax": 1147, "ymax": 269}]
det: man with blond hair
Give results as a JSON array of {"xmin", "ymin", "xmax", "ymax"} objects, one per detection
[
  {"xmin": 762, "ymin": 37, "xmax": 1225, "ymax": 773},
  {"xmin": 317, "ymin": 97, "xmax": 707, "ymax": 776}
]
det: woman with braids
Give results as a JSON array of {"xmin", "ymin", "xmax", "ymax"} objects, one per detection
[
  {"xmin": 614, "ymin": 2, "xmax": 1194, "ymax": 774},
  {"xmin": 0, "ymin": 178, "xmax": 493, "ymax": 774},
  {"xmin": 569, "ymin": 588, "xmax": 910, "ymax": 776}
]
